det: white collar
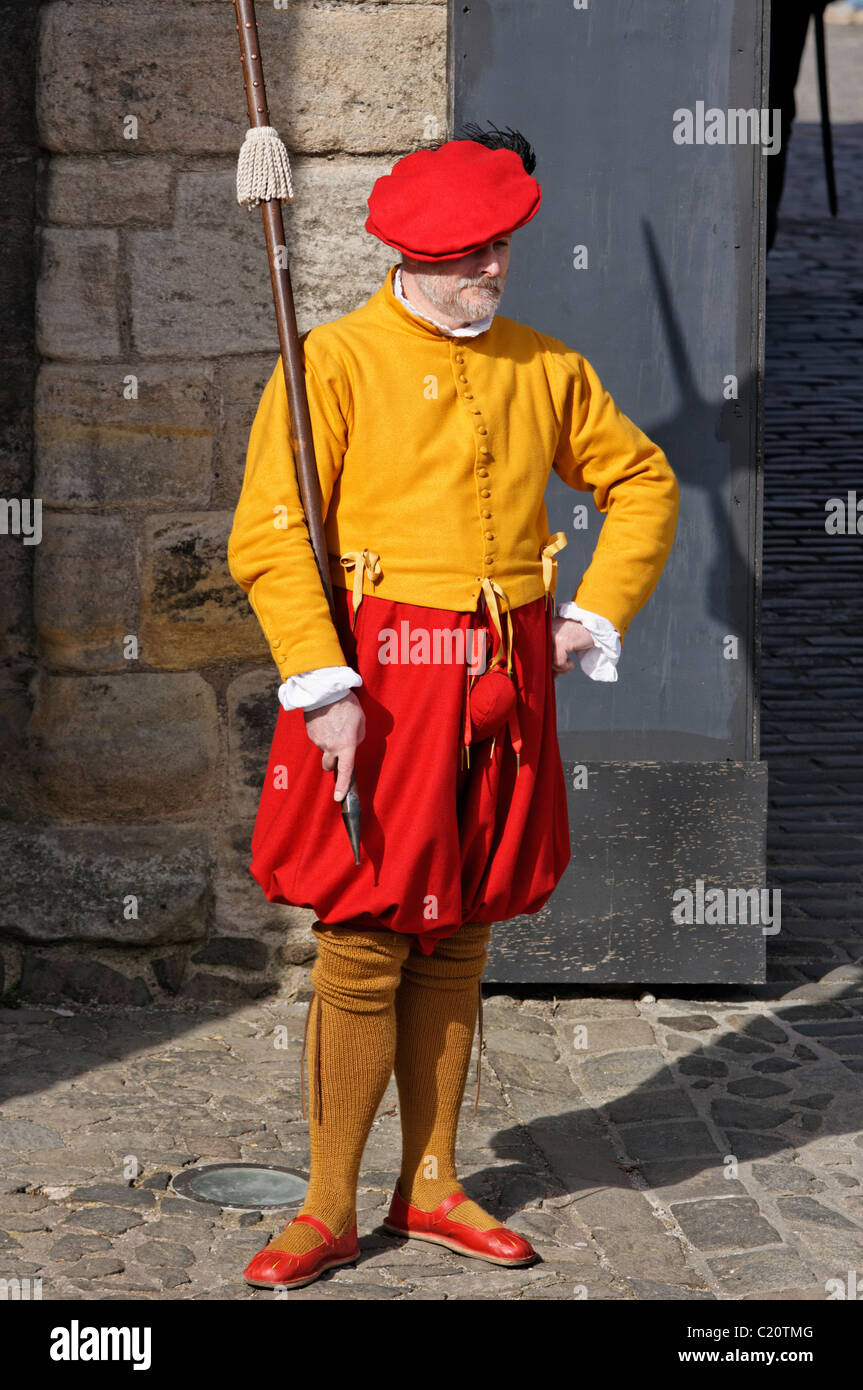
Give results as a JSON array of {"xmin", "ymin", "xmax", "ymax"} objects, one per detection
[{"xmin": 393, "ymin": 266, "xmax": 495, "ymax": 338}]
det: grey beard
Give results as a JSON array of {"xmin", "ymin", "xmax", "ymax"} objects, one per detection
[{"xmin": 411, "ymin": 272, "xmax": 502, "ymax": 322}]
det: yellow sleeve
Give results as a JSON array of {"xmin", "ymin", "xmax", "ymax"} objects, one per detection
[
  {"xmin": 551, "ymin": 349, "xmax": 680, "ymax": 644},
  {"xmin": 227, "ymin": 338, "xmax": 350, "ymax": 681}
]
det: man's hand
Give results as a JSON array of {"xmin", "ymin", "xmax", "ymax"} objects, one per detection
[
  {"xmin": 551, "ymin": 617, "xmax": 596, "ymax": 677},
  {"xmin": 304, "ymin": 691, "xmax": 366, "ymax": 801}
]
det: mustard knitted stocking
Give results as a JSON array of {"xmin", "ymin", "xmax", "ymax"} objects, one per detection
[
  {"xmin": 266, "ymin": 924, "xmax": 411, "ymax": 1257},
  {"xmin": 394, "ymin": 920, "xmax": 501, "ymax": 1232}
]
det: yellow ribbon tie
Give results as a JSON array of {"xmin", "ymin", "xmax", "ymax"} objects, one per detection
[
  {"xmin": 541, "ymin": 532, "xmax": 568, "ymax": 609},
  {"xmin": 340, "ymin": 549, "xmax": 382, "ymax": 628},
  {"xmin": 480, "ymin": 576, "xmax": 514, "ymax": 677}
]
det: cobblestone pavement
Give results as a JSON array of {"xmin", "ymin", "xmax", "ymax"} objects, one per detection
[{"xmin": 3, "ymin": 46, "xmax": 862, "ymax": 1302}]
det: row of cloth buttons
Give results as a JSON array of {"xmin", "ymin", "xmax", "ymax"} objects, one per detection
[{"xmin": 454, "ymin": 348, "xmax": 496, "ymax": 584}]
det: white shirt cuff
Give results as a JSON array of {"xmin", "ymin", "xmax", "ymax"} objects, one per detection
[
  {"xmin": 278, "ymin": 665, "xmax": 363, "ymax": 712},
  {"xmin": 557, "ymin": 602, "xmax": 621, "ymax": 682}
]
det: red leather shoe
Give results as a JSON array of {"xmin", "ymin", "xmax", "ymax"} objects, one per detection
[
  {"xmin": 243, "ymin": 1214, "xmax": 360, "ymax": 1290},
  {"xmin": 383, "ymin": 1183, "xmax": 538, "ymax": 1267}
]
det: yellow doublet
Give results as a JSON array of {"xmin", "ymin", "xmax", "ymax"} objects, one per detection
[{"xmin": 228, "ymin": 265, "xmax": 680, "ymax": 682}]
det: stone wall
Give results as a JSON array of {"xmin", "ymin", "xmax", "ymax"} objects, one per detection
[{"xmin": 1, "ymin": 0, "xmax": 447, "ymax": 1005}]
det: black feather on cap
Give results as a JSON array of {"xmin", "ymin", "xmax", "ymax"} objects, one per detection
[{"xmin": 458, "ymin": 120, "xmax": 537, "ymax": 175}]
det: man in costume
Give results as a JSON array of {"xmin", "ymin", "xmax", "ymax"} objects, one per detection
[{"xmin": 228, "ymin": 125, "xmax": 680, "ymax": 1290}]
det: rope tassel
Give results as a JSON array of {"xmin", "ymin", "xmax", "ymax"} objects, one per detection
[{"xmin": 236, "ymin": 125, "xmax": 295, "ymax": 209}]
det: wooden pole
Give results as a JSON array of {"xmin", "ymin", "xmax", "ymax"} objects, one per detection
[{"xmin": 232, "ymin": 0, "xmax": 362, "ymax": 865}]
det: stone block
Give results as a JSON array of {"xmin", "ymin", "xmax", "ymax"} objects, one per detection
[
  {"xmin": 129, "ymin": 162, "xmax": 394, "ymax": 356},
  {"xmin": 0, "ymin": 359, "xmax": 37, "ymax": 494},
  {"xmin": 152, "ymin": 953, "xmax": 188, "ymax": 995},
  {"xmin": 33, "ymin": 512, "xmax": 136, "ymax": 669},
  {"xmin": 34, "ymin": 362, "xmax": 213, "ymax": 507},
  {"xmin": 0, "ymin": 821, "xmax": 210, "ymax": 944},
  {"xmin": 0, "ymin": 530, "xmax": 34, "ymax": 672},
  {"xmin": 27, "ymin": 672, "xmax": 219, "ymax": 818},
  {"xmin": 191, "ymin": 937, "xmax": 268, "ymax": 970},
  {"xmin": 140, "ymin": 512, "xmax": 262, "ymax": 668},
  {"xmin": 215, "ymin": 356, "xmax": 278, "ymax": 508},
  {"xmin": 40, "ymin": 155, "xmax": 174, "ymax": 226},
  {"xmin": 38, "ymin": 3, "xmax": 446, "ymax": 156},
  {"xmin": 18, "ymin": 957, "xmax": 152, "ymax": 1008},
  {"xmin": 215, "ymin": 822, "xmax": 316, "ymax": 963},
  {"xmin": 0, "ymin": 177, "xmax": 37, "ymax": 355},
  {"xmin": 0, "ymin": 1, "xmax": 38, "ymax": 153},
  {"xmin": 36, "ymin": 228, "xmax": 120, "ymax": 359},
  {"xmin": 227, "ymin": 672, "xmax": 277, "ymax": 820},
  {"xmin": 183, "ymin": 972, "xmax": 276, "ymax": 1003}
]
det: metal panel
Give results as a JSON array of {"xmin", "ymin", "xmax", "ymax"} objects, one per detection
[{"xmin": 451, "ymin": 0, "xmax": 769, "ymax": 981}]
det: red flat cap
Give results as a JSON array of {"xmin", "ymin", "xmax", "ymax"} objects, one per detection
[{"xmin": 365, "ymin": 140, "xmax": 542, "ymax": 262}]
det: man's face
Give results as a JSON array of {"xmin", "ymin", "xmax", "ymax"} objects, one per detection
[{"xmin": 405, "ymin": 239, "xmax": 511, "ymax": 322}]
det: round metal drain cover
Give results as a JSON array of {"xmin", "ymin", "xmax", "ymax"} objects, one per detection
[{"xmin": 170, "ymin": 1162, "xmax": 308, "ymax": 1211}]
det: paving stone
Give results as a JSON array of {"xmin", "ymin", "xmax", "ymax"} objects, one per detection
[
  {"xmin": 626, "ymin": 1279, "xmax": 715, "ymax": 1300},
  {"xmin": 726, "ymin": 1076, "xmax": 793, "ymax": 1098},
  {"xmin": 0, "ymin": 1195, "xmax": 49, "ymax": 1214},
  {"xmin": 606, "ymin": 1089, "xmax": 697, "ymax": 1125},
  {"xmin": 0, "ymin": 1119, "xmax": 64, "ymax": 1150},
  {"xmin": 637, "ymin": 1160, "xmax": 748, "ymax": 1203},
  {"xmin": 776, "ymin": 1196, "xmax": 861, "ymax": 1230},
  {"xmin": 723, "ymin": 1131, "xmax": 796, "ymax": 1161},
  {"xmin": 669, "ymin": 1197, "xmax": 782, "ymax": 1250},
  {"xmin": 483, "ymin": 1028, "xmax": 560, "ymax": 1062},
  {"xmin": 796, "ymin": 1092, "xmax": 835, "ymax": 1110},
  {"xmin": 551, "ymin": 998, "xmax": 639, "ymax": 1019},
  {"xmin": 724, "ymin": 1015, "xmax": 790, "ymax": 1044},
  {"xmin": 614, "ymin": 1121, "xmax": 719, "ymax": 1162},
  {"xmin": 0, "ymin": 1213, "xmax": 52, "ymax": 1233},
  {"xmin": 574, "ymin": 1049, "xmax": 676, "ymax": 1095},
  {"xmin": 752, "ymin": 1058, "xmax": 800, "ymax": 1074},
  {"xmin": 749, "ymin": 1162, "xmax": 826, "ymax": 1195},
  {"xmin": 713, "ymin": 1035, "xmax": 774, "ymax": 1056},
  {"xmin": 50, "ymin": 1233, "xmax": 113, "ymax": 1260},
  {"xmin": 68, "ymin": 1184, "xmax": 157, "ymax": 1208},
  {"xmin": 563, "ymin": 1019, "xmax": 657, "ymax": 1052},
  {"xmin": 71, "ymin": 1256, "xmax": 126, "ymax": 1279},
  {"xmin": 139, "ymin": 1172, "xmax": 173, "ymax": 1191},
  {"xmin": 62, "ymin": 1207, "xmax": 145, "ymax": 1235},
  {"xmin": 711, "ymin": 1099, "xmax": 796, "ymax": 1130},
  {"xmin": 657, "ymin": 1014, "xmax": 718, "ymax": 1032},
  {"xmin": 676, "ymin": 1056, "xmax": 728, "ymax": 1078},
  {"xmin": 708, "ymin": 1248, "xmax": 816, "ymax": 1297},
  {"xmin": 135, "ymin": 1241, "xmax": 196, "ymax": 1268}
]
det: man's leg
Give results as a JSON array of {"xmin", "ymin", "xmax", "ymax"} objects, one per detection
[
  {"xmin": 394, "ymin": 919, "xmax": 501, "ymax": 1231},
  {"xmin": 266, "ymin": 923, "xmax": 412, "ymax": 1256}
]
